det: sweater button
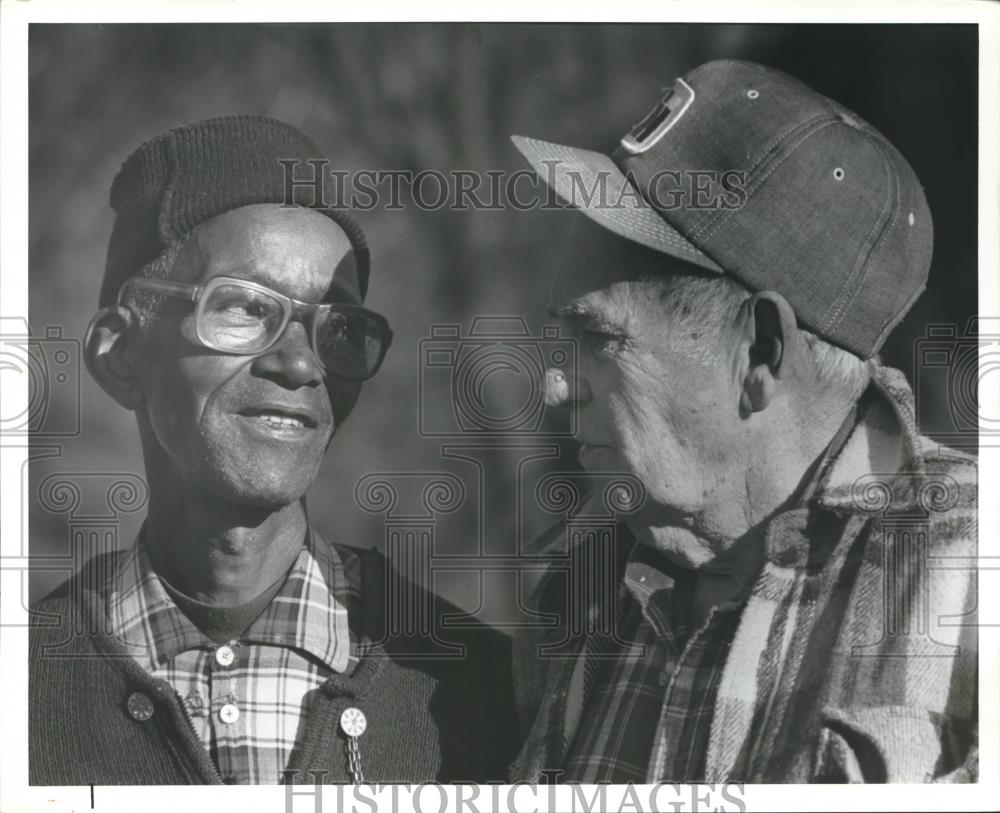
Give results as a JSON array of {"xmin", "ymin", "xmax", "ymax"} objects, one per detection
[
  {"xmin": 127, "ymin": 692, "xmax": 154, "ymax": 722},
  {"xmin": 340, "ymin": 707, "xmax": 367, "ymax": 737}
]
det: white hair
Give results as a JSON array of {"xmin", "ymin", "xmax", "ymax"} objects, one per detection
[{"xmin": 649, "ymin": 272, "xmax": 873, "ymax": 403}]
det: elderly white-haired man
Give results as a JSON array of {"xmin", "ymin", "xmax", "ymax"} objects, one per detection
[{"xmin": 508, "ymin": 60, "xmax": 977, "ymax": 783}]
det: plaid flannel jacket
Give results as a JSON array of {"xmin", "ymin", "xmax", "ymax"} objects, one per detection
[
  {"xmin": 108, "ymin": 531, "xmax": 359, "ymax": 784},
  {"xmin": 510, "ymin": 364, "xmax": 978, "ymax": 783}
]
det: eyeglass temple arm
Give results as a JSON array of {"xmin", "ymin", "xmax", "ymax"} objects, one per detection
[{"xmin": 117, "ymin": 277, "xmax": 200, "ymax": 304}]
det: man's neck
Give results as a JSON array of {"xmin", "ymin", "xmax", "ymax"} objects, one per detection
[
  {"xmin": 634, "ymin": 397, "xmax": 856, "ymax": 621},
  {"xmin": 689, "ymin": 529, "xmax": 766, "ymax": 629},
  {"xmin": 143, "ymin": 493, "xmax": 308, "ymax": 606}
]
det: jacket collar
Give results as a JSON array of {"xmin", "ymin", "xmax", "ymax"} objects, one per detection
[{"xmin": 814, "ymin": 364, "xmax": 920, "ymax": 508}]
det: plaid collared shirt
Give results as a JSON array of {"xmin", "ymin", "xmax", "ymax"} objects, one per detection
[
  {"xmin": 563, "ymin": 544, "xmax": 744, "ymax": 783},
  {"xmin": 107, "ymin": 530, "xmax": 360, "ymax": 784}
]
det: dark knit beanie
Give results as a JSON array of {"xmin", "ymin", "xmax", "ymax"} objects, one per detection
[{"xmin": 100, "ymin": 114, "xmax": 369, "ymax": 307}]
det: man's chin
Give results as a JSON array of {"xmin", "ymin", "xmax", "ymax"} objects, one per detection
[
  {"xmin": 200, "ymin": 481, "xmax": 307, "ymax": 511},
  {"xmin": 231, "ymin": 488, "xmax": 306, "ymax": 510},
  {"xmin": 198, "ymin": 465, "xmax": 319, "ymax": 511},
  {"xmin": 629, "ymin": 522, "xmax": 714, "ymax": 571}
]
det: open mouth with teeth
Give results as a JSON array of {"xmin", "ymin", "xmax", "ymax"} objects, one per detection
[
  {"xmin": 238, "ymin": 408, "xmax": 318, "ymax": 431},
  {"xmin": 259, "ymin": 413, "xmax": 307, "ymax": 429}
]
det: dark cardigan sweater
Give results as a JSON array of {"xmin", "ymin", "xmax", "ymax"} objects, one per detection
[{"xmin": 29, "ymin": 542, "xmax": 518, "ymax": 785}]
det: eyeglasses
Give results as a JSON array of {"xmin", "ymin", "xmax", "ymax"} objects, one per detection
[{"xmin": 117, "ymin": 276, "xmax": 393, "ymax": 381}]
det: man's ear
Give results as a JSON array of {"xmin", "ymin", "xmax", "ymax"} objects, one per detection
[
  {"xmin": 737, "ymin": 290, "xmax": 800, "ymax": 416},
  {"xmin": 84, "ymin": 306, "xmax": 145, "ymax": 410}
]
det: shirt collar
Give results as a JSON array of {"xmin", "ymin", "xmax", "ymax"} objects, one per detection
[
  {"xmin": 811, "ymin": 363, "xmax": 938, "ymax": 513},
  {"xmin": 243, "ymin": 529, "xmax": 355, "ymax": 673},
  {"xmin": 621, "ymin": 537, "xmax": 751, "ymax": 640},
  {"xmin": 109, "ymin": 528, "xmax": 354, "ymax": 674},
  {"xmin": 622, "ymin": 541, "xmax": 679, "ymax": 605},
  {"xmin": 762, "ymin": 363, "xmax": 952, "ymax": 569}
]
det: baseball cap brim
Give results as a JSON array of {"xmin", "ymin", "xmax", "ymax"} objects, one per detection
[{"xmin": 511, "ymin": 135, "xmax": 723, "ymax": 274}]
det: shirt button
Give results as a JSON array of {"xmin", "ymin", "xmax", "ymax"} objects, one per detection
[
  {"xmin": 657, "ymin": 671, "xmax": 670, "ymax": 687},
  {"xmin": 127, "ymin": 692, "xmax": 155, "ymax": 721},
  {"xmin": 215, "ymin": 645, "xmax": 235, "ymax": 667},
  {"xmin": 219, "ymin": 703, "xmax": 240, "ymax": 725},
  {"xmin": 340, "ymin": 707, "xmax": 367, "ymax": 737}
]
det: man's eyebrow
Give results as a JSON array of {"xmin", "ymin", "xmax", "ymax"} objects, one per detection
[
  {"xmin": 547, "ymin": 301, "xmax": 627, "ymax": 334},
  {"xmin": 547, "ymin": 301, "xmax": 597, "ymax": 321}
]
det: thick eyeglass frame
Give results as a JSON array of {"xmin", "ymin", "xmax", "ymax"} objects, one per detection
[{"xmin": 117, "ymin": 275, "xmax": 393, "ymax": 381}]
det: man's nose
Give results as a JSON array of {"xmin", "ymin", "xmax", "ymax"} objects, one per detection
[
  {"xmin": 544, "ymin": 365, "xmax": 590, "ymax": 407},
  {"xmin": 252, "ymin": 321, "xmax": 324, "ymax": 387}
]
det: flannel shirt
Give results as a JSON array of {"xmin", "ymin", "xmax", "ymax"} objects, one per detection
[
  {"xmin": 563, "ymin": 544, "xmax": 743, "ymax": 782},
  {"xmin": 107, "ymin": 530, "xmax": 360, "ymax": 784},
  {"xmin": 511, "ymin": 364, "xmax": 978, "ymax": 783}
]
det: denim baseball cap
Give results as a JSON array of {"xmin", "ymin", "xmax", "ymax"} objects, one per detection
[{"xmin": 512, "ymin": 59, "xmax": 933, "ymax": 359}]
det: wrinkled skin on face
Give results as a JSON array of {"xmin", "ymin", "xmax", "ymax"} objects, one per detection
[
  {"xmin": 547, "ymin": 216, "xmax": 751, "ymax": 568},
  {"xmin": 134, "ymin": 204, "xmax": 363, "ymax": 509}
]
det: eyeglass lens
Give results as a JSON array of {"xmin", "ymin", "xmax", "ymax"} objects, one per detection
[
  {"xmin": 200, "ymin": 283, "xmax": 286, "ymax": 351},
  {"xmin": 199, "ymin": 282, "xmax": 383, "ymax": 378}
]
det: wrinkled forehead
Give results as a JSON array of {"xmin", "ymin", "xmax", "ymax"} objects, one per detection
[
  {"xmin": 549, "ymin": 215, "xmax": 697, "ymax": 310},
  {"xmin": 181, "ymin": 205, "xmax": 361, "ymax": 304}
]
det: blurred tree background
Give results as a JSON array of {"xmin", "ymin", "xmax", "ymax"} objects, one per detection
[{"xmin": 27, "ymin": 24, "xmax": 977, "ymax": 623}]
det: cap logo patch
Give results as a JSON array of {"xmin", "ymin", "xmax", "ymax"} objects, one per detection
[{"xmin": 620, "ymin": 78, "xmax": 695, "ymax": 155}]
